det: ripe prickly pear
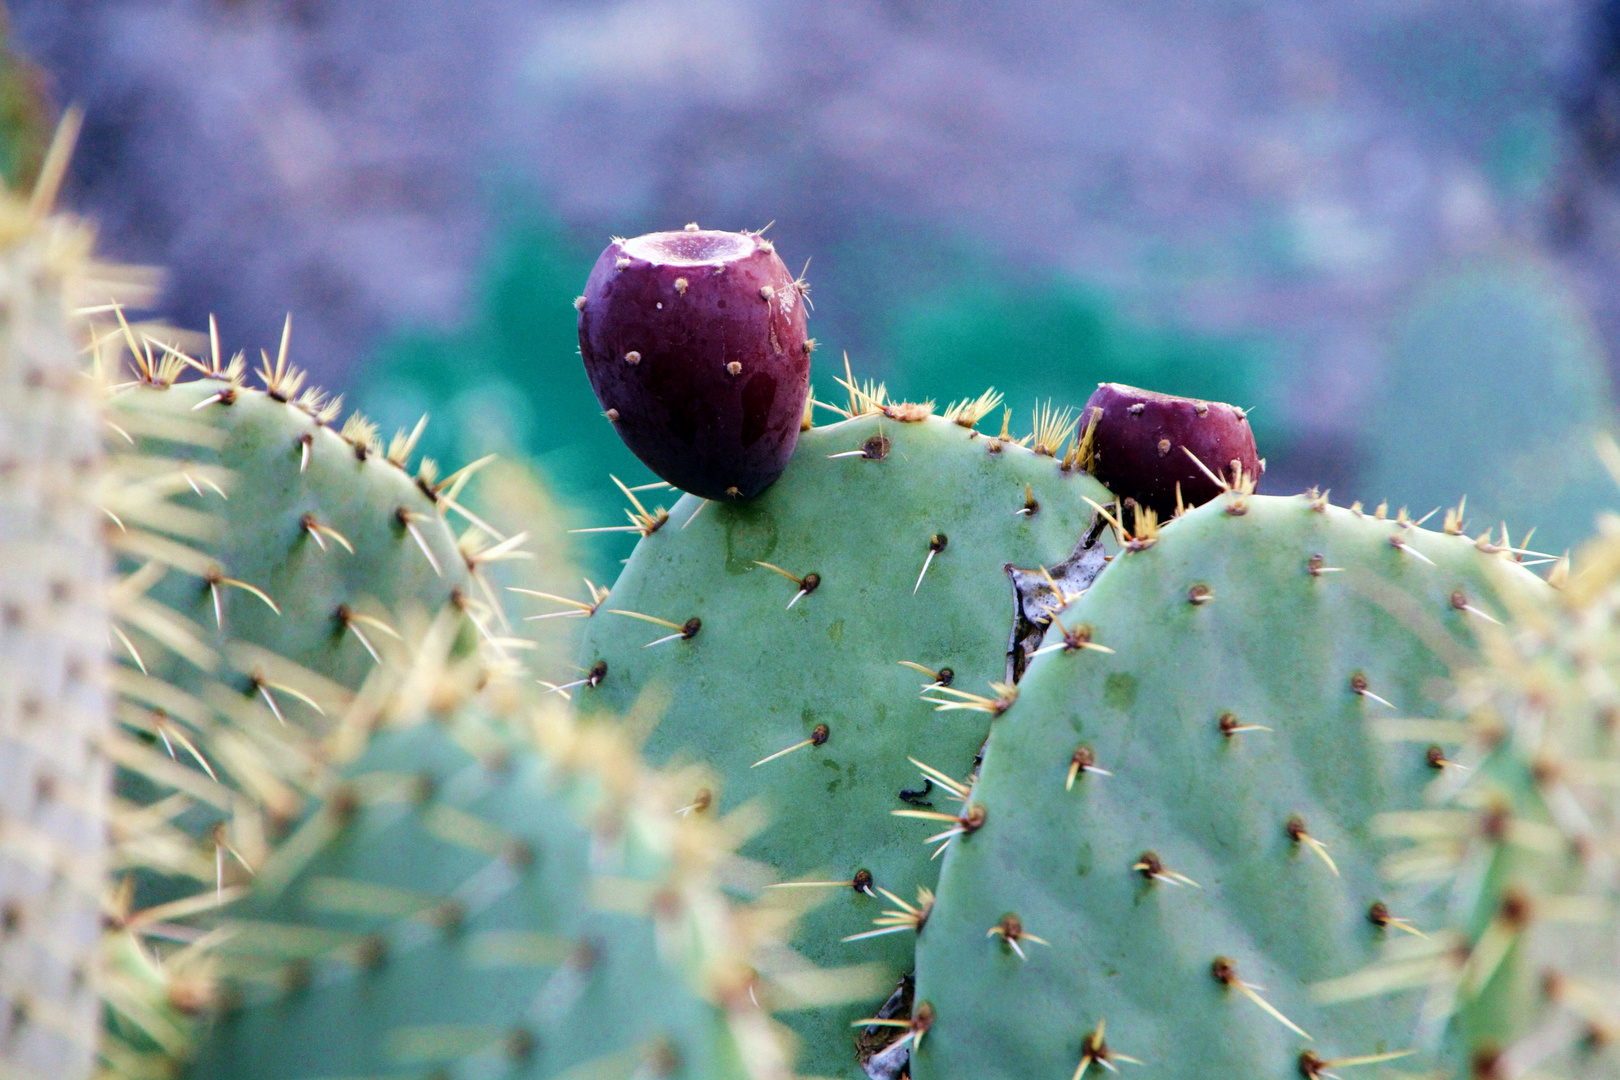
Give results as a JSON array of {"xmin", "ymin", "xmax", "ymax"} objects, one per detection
[
  {"xmin": 1082, "ymin": 382, "xmax": 1260, "ymax": 516},
  {"xmin": 578, "ymin": 226, "xmax": 811, "ymax": 500}
]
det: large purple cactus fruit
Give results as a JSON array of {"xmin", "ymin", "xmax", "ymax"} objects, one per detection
[
  {"xmin": 577, "ymin": 226, "xmax": 811, "ymax": 500},
  {"xmin": 1082, "ymin": 382, "xmax": 1261, "ymax": 516}
]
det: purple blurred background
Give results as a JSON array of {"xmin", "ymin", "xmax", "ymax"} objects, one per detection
[{"xmin": 16, "ymin": 0, "xmax": 1620, "ymax": 555}]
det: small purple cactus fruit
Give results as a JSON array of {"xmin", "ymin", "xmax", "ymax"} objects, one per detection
[
  {"xmin": 1082, "ymin": 383, "xmax": 1261, "ymax": 516},
  {"xmin": 577, "ymin": 226, "xmax": 811, "ymax": 500}
]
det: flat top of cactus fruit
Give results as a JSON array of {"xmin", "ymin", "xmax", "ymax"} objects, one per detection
[
  {"xmin": 1093, "ymin": 381, "xmax": 1228, "ymax": 405},
  {"xmin": 620, "ymin": 229, "xmax": 760, "ymax": 264}
]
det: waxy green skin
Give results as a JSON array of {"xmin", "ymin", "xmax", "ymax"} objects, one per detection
[
  {"xmin": 185, "ymin": 712, "xmax": 754, "ymax": 1080},
  {"xmin": 575, "ymin": 412, "xmax": 1110, "ymax": 1076},
  {"xmin": 114, "ymin": 380, "xmax": 473, "ymax": 705},
  {"xmin": 912, "ymin": 493, "xmax": 1549, "ymax": 1080}
]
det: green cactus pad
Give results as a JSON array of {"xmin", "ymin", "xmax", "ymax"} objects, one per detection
[
  {"xmin": 110, "ymin": 373, "xmax": 482, "ymax": 711},
  {"xmin": 911, "ymin": 491, "xmax": 1552, "ymax": 1080},
  {"xmin": 94, "ymin": 347, "xmax": 539, "ymax": 1072},
  {"xmin": 572, "ymin": 402, "xmax": 1110, "ymax": 1075},
  {"xmin": 183, "ymin": 688, "xmax": 789, "ymax": 1080}
]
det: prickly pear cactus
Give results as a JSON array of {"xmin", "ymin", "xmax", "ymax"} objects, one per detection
[
  {"xmin": 184, "ymin": 661, "xmax": 797, "ymax": 1080},
  {"xmin": 107, "ymin": 340, "xmax": 494, "ymax": 720},
  {"xmin": 86, "ymin": 323, "xmax": 550, "ymax": 1074},
  {"xmin": 1326, "ymin": 515, "xmax": 1620, "ymax": 1077},
  {"xmin": 571, "ymin": 385, "xmax": 1110, "ymax": 1075},
  {"xmin": 0, "ymin": 157, "xmax": 108, "ymax": 1080},
  {"xmin": 911, "ymin": 490, "xmax": 1553, "ymax": 1080}
]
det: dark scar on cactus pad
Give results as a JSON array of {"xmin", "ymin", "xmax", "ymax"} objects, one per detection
[{"xmin": 898, "ymin": 777, "xmax": 934, "ymax": 808}]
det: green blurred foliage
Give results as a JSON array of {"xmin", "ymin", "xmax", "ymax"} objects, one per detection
[
  {"xmin": 883, "ymin": 269, "xmax": 1275, "ymax": 446},
  {"xmin": 1359, "ymin": 256, "xmax": 1619, "ymax": 555},
  {"xmin": 0, "ymin": 13, "xmax": 48, "ymax": 191}
]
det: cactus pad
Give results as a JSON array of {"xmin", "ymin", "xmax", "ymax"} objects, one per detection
[
  {"xmin": 572, "ymin": 398, "xmax": 1110, "ymax": 1075},
  {"xmin": 911, "ymin": 491, "xmax": 1551, "ymax": 1080},
  {"xmin": 109, "ymin": 364, "xmax": 488, "ymax": 717},
  {"xmin": 184, "ymin": 666, "xmax": 795, "ymax": 1080},
  {"xmin": 95, "ymin": 340, "xmax": 532, "ymax": 1071}
]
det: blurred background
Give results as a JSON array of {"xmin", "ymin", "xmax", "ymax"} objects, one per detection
[{"xmin": 9, "ymin": 0, "xmax": 1620, "ymax": 578}]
